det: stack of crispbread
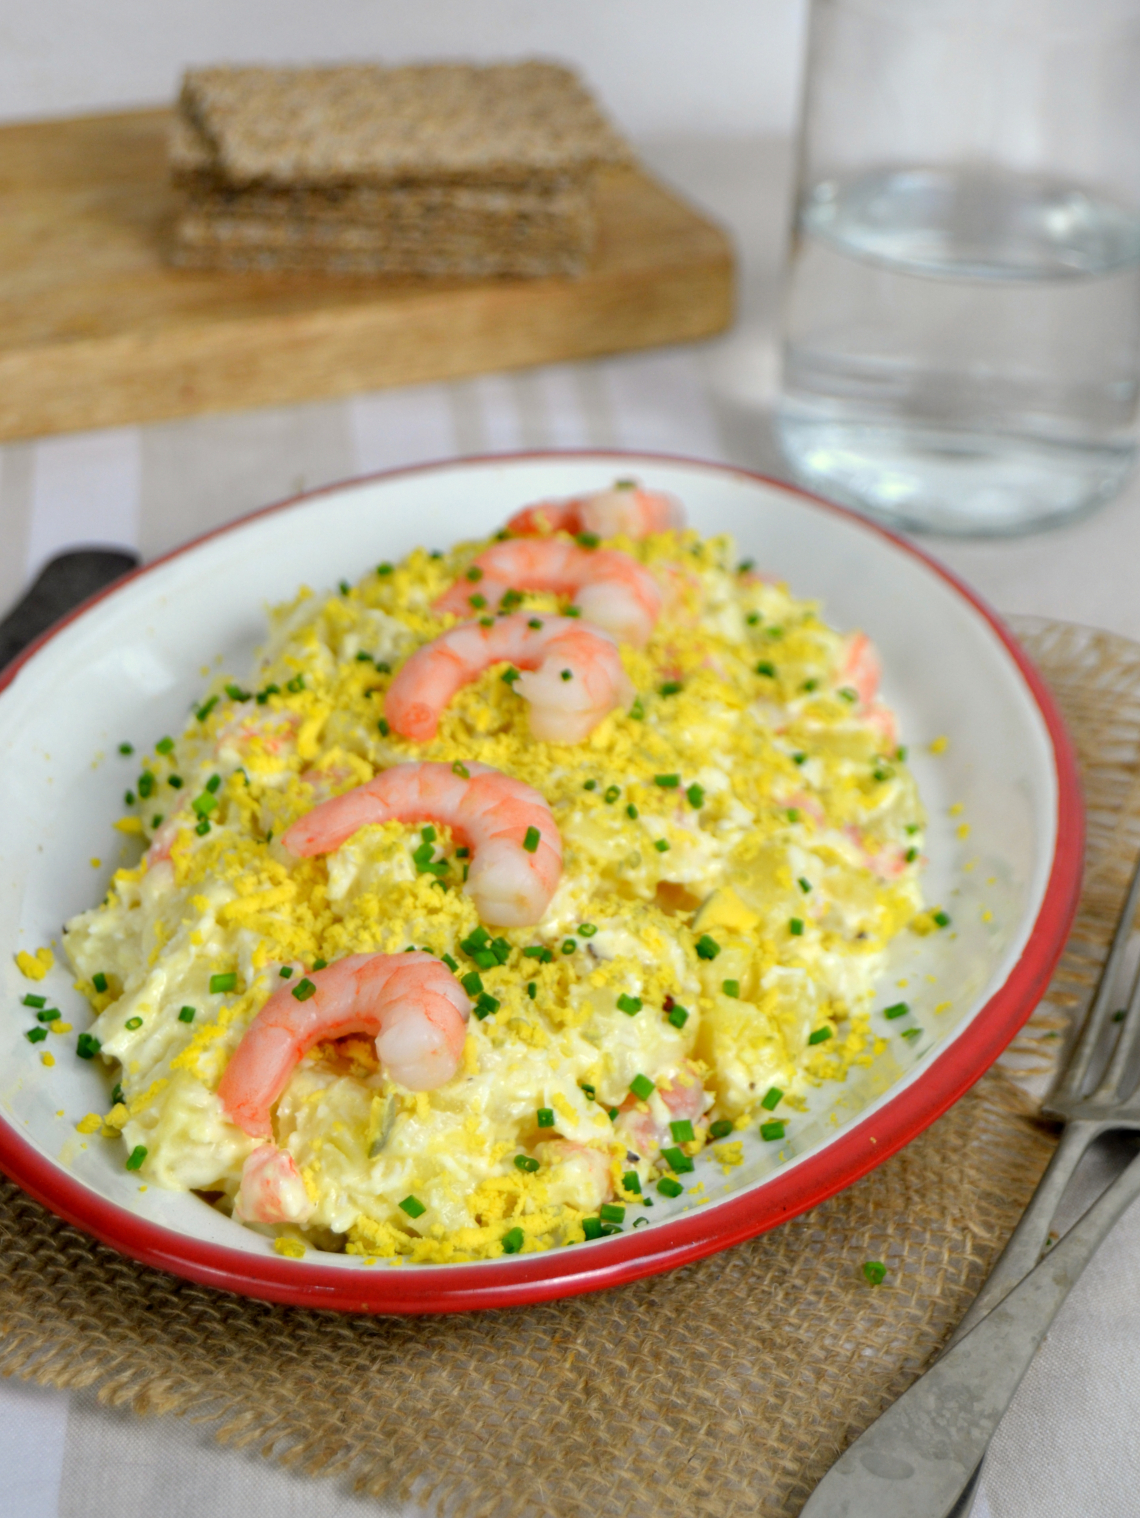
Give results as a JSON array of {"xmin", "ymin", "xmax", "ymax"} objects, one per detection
[{"xmin": 169, "ymin": 62, "xmax": 633, "ymax": 278}]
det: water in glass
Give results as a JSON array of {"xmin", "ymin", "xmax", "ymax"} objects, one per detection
[{"xmin": 778, "ymin": 165, "xmax": 1140, "ymax": 534}]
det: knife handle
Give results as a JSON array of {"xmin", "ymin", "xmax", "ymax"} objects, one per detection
[{"xmin": 800, "ymin": 1148, "xmax": 1140, "ymax": 1518}]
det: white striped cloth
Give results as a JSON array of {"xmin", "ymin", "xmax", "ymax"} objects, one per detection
[{"xmin": 4, "ymin": 342, "xmax": 1140, "ymax": 1518}]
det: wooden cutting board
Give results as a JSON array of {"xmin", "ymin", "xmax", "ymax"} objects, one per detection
[{"xmin": 0, "ymin": 109, "xmax": 734, "ymax": 442}]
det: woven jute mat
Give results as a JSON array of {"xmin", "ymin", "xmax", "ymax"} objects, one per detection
[{"xmin": 2, "ymin": 615, "xmax": 1139, "ymax": 1518}]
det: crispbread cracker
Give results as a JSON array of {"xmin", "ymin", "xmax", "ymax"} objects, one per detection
[{"xmin": 179, "ymin": 62, "xmax": 632, "ymax": 189}]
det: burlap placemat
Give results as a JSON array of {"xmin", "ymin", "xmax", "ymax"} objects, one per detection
[{"xmin": 1, "ymin": 615, "xmax": 1137, "ymax": 1518}]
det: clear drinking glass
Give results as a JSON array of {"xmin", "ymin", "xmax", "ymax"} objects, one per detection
[{"xmin": 776, "ymin": 0, "xmax": 1140, "ymax": 535}]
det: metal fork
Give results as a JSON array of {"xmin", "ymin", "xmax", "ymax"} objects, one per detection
[{"xmin": 802, "ymin": 847, "xmax": 1140, "ymax": 1518}]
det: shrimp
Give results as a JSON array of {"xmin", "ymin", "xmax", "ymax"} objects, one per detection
[
  {"xmin": 219, "ymin": 952, "xmax": 471, "ymax": 1142},
  {"xmin": 839, "ymin": 632, "xmax": 897, "ymax": 751},
  {"xmin": 434, "ymin": 539, "xmax": 661, "ymax": 648},
  {"xmin": 506, "ymin": 481, "xmax": 684, "ymax": 540},
  {"xmin": 233, "ymin": 1145, "xmax": 314, "ymax": 1226},
  {"xmin": 385, "ymin": 614, "xmax": 634, "ymax": 745},
  {"xmin": 281, "ymin": 761, "xmax": 562, "ymax": 927},
  {"xmin": 615, "ymin": 1066, "xmax": 710, "ymax": 1161}
]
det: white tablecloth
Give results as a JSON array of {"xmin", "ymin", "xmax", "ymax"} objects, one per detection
[{"xmin": 1, "ymin": 136, "xmax": 1139, "ymax": 1518}]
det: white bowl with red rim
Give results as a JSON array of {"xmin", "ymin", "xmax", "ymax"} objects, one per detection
[{"xmin": 0, "ymin": 453, "xmax": 1082, "ymax": 1313}]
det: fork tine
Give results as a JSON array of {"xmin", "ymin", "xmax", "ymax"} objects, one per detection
[{"xmin": 1053, "ymin": 846, "xmax": 1140, "ymax": 1106}]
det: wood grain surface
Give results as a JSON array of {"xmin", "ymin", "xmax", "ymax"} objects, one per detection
[{"xmin": 0, "ymin": 109, "xmax": 734, "ymax": 441}]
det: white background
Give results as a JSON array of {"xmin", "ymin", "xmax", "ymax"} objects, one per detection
[{"xmin": 0, "ymin": 0, "xmax": 809, "ymax": 137}]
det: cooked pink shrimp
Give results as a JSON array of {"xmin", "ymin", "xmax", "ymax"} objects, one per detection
[
  {"xmin": 506, "ymin": 482, "xmax": 684, "ymax": 540},
  {"xmin": 846, "ymin": 826, "xmax": 909, "ymax": 881},
  {"xmin": 539, "ymin": 1139, "xmax": 613, "ymax": 1208},
  {"xmin": 233, "ymin": 1145, "xmax": 314, "ymax": 1225},
  {"xmin": 385, "ymin": 614, "xmax": 634, "ymax": 745},
  {"xmin": 281, "ymin": 761, "xmax": 562, "ymax": 927},
  {"xmin": 840, "ymin": 632, "xmax": 881, "ymax": 707},
  {"xmin": 219, "ymin": 952, "xmax": 471, "ymax": 1141},
  {"xmin": 615, "ymin": 1067, "xmax": 709, "ymax": 1160},
  {"xmin": 434, "ymin": 539, "xmax": 661, "ymax": 647}
]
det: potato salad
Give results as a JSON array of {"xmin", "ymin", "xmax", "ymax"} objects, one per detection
[{"xmin": 63, "ymin": 483, "xmax": 929, "ymax": 1262}]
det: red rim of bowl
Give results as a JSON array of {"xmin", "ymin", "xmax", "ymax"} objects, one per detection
[{"xmin": 0, "ymin": 451, "xmax": 1084, "ymax": 1314}]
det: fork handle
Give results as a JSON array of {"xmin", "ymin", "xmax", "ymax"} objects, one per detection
[
  {"xmin": 949, "ymin": 1119, "xmax": 1103, "ymax": 1345},
  {"xmin": 800, "ymin": 1147, "xmax": 1140, "ymax": 1518}
]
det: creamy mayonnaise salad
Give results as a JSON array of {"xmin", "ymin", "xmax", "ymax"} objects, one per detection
[{"xmin": 63, "ymin": 484, "xmax": 933, "ymax": 1262}]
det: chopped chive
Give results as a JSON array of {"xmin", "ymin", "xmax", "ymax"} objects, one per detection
[
  {"xmin": 196, "ymin": 697, "xmax": 218, "ymax": 722},
  {"xmin": 629, "ymin": 1073, "xmax": 655, "ymax": 1102},
  {"xmin": 561, "ymin": 938, "xmax": 577, "ymax": 955},
  {"xmin": 137, "ymin": 772, "xmax": 155, "ymax": 799},
  {"xmin": 737, "ymin": 558, "xmax": 755, "ymax": 573},
  {"xmin": 399, "ymin": 1195, "xmax": 426, "ymax": 1218},
  {"xmin": 580, "ymin": 1083, "xmax": 596, "ymax": 1100},
  {"xmin": 658, "ymin": 681, "xmax": 683, "ymax": 697},
  {"xmin": 76, "ymin": 1032, "xmax": 101, "ymax": 1059},
  {"xmin": 37, "ymin": 1008, "xmax": 60, "ymax": 1023},
  {"xmin": 720, "ymin": 978, "xmax": 740, "ymax": 999},
  {"xmin": 22, "ymin": 994, "xmax": 46, "ymax": 1009},
  {"xmin": 792, "ymin": 752, "xmax": 807, "ymax": 766},
  {"xmin": 155, "ymin": 736, "xmax": 174, "ymax": 755},
  {"xmin": 168, "ymin": 775, "xmax": 183, "ymax": 789},
  {"xmin": 501, "ymin": 1227, "xmax": 525, "ymax": 1254},
  {"xmin": 514, "ymin": 1154, "xmax": 540, "ymax": 1173},
  {"xmin": 285, "ymin": 674, "xmax": 304, "ymax": 695},
  {"xmin": 111, "ymin": 1083, "xmax": 123, "ymax": 1104},
  {"xmin": 501, "ymin": 666, "xmax": 522, "ymax": 687},
  {"xmin": 225, "ymin": 683, "xmax": 251, "ymax": 701},
  {"xmin": 441, "ymin": 952, "xmax": 458, "ymax": 973},
  {"xmin": 626, "ymin": 803, "xmax": 638, "ymax": 819},
  {"xmin": 709, "ymin": 1118, "xmax": 734, "ymax": 1140},
  {"xmin": 883, "ymin": 1002, "xmax": 910, "ymax": 1020},
  {"xmin": 578, "ymin": 923, "xmax": 597, "ymax": 938},
  {"xmin": 617, "ymin": 993, "xmax": 642, "ymax": 1016},
  {"xmin": 377, "ymin": 562, "xmax": 393, "ymax": 576},
  {"xmin": 807, "ymin": 1027, "xmax": 832, "ymax": 1045},
  {"xmin": 537, "ymin": 1107, "xmax": 554, "ymax": 1128},
  {"xmin": 863, "ymin": 1260, "xmax": 887, "ymax": 1285},
  {"xmin": 468, "ymin": 593, "xmax": 487, "ymax": 610},
  {"xmin": 195, "ymin": 820, "xmax": 210, "ymax": 835},
  {"xmin": 798, "ymin": 878, "xmax": 812, "ymax": 894},
  {"xmin": 746, "ymin": 612, "xmax": 760, "ymax": 625},
  {"xmin": 474, "ymin": 993, "xmax": 500, "ymax": 1019},
  {"xmin": 479, "ymin": 616, "xmax": 494, "ymax": 628},
  {"xmin": 667, "ymin": 1003, "xmax": 690, "ymax": 1029},
  {"xmin": 755, "ymin": 661, "xmax": 776, "ymax": 678},
  {"xmin": 461, "ymin": 971, "xmax": 484, "ymax": 996},
  {"xmin": 933, "ymin": 910, "xmax": 951, "ymax": 927},
  {"xmin": 669, "ymin": 1119, "xmax": 695, "ymax": 1143},
  {"xmin": 696, "ymin": 934, "xmax": 721, "ymax": 960},
  {"xmin": 528, "ymin": 618, "xmax": 542, "ymax": 629},
  {"xmin": 599, "ymin": 1202, "xmax": 625, "ymax": 1225},
  {"xmin": 377, "ymin": 718, "xmax": 391, "ymax": 737},
  {"xmin": 118, "ymin": 742, "xmax": 134, "ymax": 756},
  {"xmin": 686, "ymin": 783, "xmax": 704, "ymax": 809},
  {"xmin": 522, "ymin": 826, "xmax": 540, "ymax": 853},
  {"xmin": 906, "ymin": 823, "xmax": 920, "ymax": 835},
  {"xmin": 575, "ymin": 532, "xmax": 601, "ymax": 549},
  {"xmin": 897, "ymin": 745, "xmax": 908, "ymax": 761},
  {"xmin": 465, "ymin": 566, "xmax": 484, "ymax": 582},
  {"xmin": 455, "ymin": 846, "xmax": 470, "ymax": 858},
  {"xmin": 657, "ymin": 1177, "xmax": 684, "ymax": 1198},
  {"xmin": 901, "ymin": 1027, "xmax": 922, "ymax": 1042},
  {"xmin": 522, "ymin": 945, "xmax": 553, "ymax": 963},
  {"xmin": 654, "ymin": 774, "xmax": 680, "ymax": 788},
  {"xmin": 621, "ymin": 1170, "xmax": 642, "ymax": 1194},
  {"xmin": 581, "ymin": 1216, "xmax": 605, "ymax": 1240},
  {"xmin": 789, "ymin": 918, "xmax": 804, "ymax": 936},
  {"xmin": 564, "ymin": 605, "xmax": 581, "ymax": 618},
  {"xmin": 178, "ymin": 1006, "xmax": 196, "ymax": 1023},
  {"xmin": 654, "ymin": 839, "xmax": 670, "ymax": 853},
  {"xmin": 25, "ymin": 1027, "xmax": 47, "ymax": 1043},
  {"xmin": 583, "ymin": 779, "xmax": 597, "ymax": 791},
  {"xmin": 838, "ymin": 687, "xmax": 857, "ymax": 703},
  {"xmin": 661, "ymin": 1145, "xmax": 694, "ymax": 1173},
  {"xmin": 786, "ymin": 809, "xmax": 800, "ymax": 823},
  {"xmin": 125, "ymin": 1016, "xmax": 143, "ymax": 1030},
  {"xmin": 191, "ymin": 793, "xmax": 217, "ymax": 818},
  {"xmin": 125, "ymin": 1146, "xmax": 147, "ymax": 1171},
  {"xmin": 205, "ymin": 773, "xmax": 221, "ymax": 793},
  {"xmin": 905, "ymin": 846, "xmax": 919, "ymax": 862},
  {"xmin": 291, "ymin": 978, "xmax": 316, "ymax": 1002},
  {"xmin": 526, "ymin": 981, "xmax": 536, "ymax": 999},
  {"xmin": 604, "ymin": 785, "xmax": 620, "ymax": 803},
  {"xmin": 761, "ymin": 1086, "xmax": 783, "ymax": 1111},
  {"xmin": 210, "ymin": 972, "xmax": 237, "ymax": 995},
  {"xmin": 760, "ymin": 1120, "xmax": 785, "ymax": 1141},
  {"xmin": 421, "ymin": 825, "xmax": 436, "ymax": 843},
  {"xmin": 629, "ymin": 696, "xmax": 645, "ymax": 721},
  {"xmin": 451, "ymin": 761, "xmax": 470, "ymax": 779},
  {"xmin": 801, "ymin": 679, "xmax": 819, "ymax": 693}
]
